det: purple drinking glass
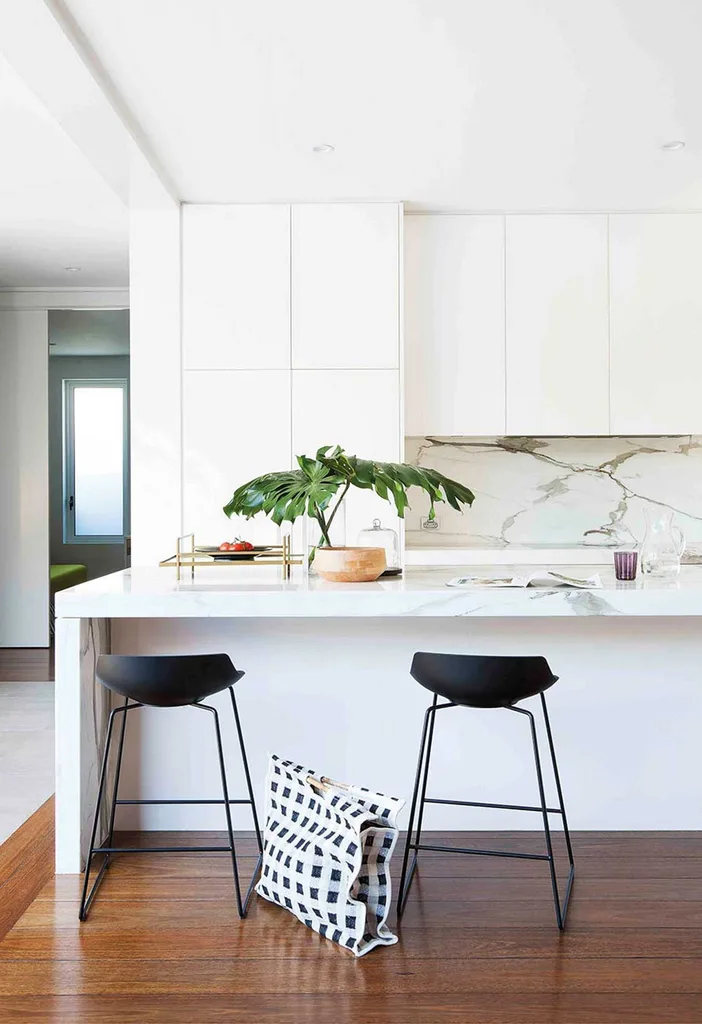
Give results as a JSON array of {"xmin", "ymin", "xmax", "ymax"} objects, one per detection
[{"xmin": 614, "ymin": 548, "xmax": 638, "ymax": 581}]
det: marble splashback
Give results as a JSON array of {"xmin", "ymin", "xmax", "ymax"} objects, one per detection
[{"xmin": 405, "ymin": 436, "xmax": 702, "ymax": 551}]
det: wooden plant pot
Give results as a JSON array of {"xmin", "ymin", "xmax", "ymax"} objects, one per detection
[{"xmin": 313, "ymin": 546, "xmax": 386, "ymax": 583}]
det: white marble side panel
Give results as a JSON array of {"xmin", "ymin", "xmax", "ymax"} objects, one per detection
[
  {"xmin": 55, "ymin": 618, "xmax": 82, "ymax": 873},
  {"xmin": 55, "ymin": 616, "xmax": 111, "ymax": 874}
]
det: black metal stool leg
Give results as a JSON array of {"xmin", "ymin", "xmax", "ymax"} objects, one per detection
[
  {"xmin": 79, "ymin": 703, "xmax": 129, "ymax": 921},
  {"xmin": 195, "ymin": 702, "xmax": 246, "ymax": 918},
  {"xmin": 510, "ymin": 704, "xmax": 570, "ymax": 930},
  {"xmin": 103, "ymin": 697, "xmax": 130, "ymax": 870},
  {"xmin": 540, "ymin": 693, "xmax": 575, "ymax": 870},
  {"xmin": 540, "ymin": 693, "xmax": 576, "ymax": 917},
  {"xmin": 228, "ymin": 686, "xmax": 263, "ymax": 854},
  {"xmin": 412, "ymin": 697, "xmax": 440, "ymax": 858},
  {"xmin": 397, "ymin": 694, "xmax": 440, "ymax": 916},
  {"xmin": 228, "ymin": 686, "xmax": 264, "ymax": 908}
]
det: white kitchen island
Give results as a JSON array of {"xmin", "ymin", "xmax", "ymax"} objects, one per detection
[{"xmin": 55, "ymin": 565, "xmax": 702, "ymax": 872}]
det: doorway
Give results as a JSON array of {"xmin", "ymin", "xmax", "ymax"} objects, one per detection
[{"xmin": 48, "ymin": 309, "xmax": 131, "ymax": 582}]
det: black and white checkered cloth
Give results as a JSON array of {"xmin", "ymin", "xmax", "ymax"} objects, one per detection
[{"xmin": 256, "ymin": 755, "xmax": 404, "ymax": 957}]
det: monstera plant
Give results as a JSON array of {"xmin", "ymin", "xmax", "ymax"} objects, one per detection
[{"xmin": 223, "ymin": 445, "xmax": 474, "ymax": 547}]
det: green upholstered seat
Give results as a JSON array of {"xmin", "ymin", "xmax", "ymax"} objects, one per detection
[{"xmin": 50, "ymin": 564, "xmax": 88, "ymax": 594}]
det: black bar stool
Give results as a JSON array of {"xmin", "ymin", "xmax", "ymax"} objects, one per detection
[
  {"xmin": 397, "ymin": 652, "xmax": 575, "ymax": 930},
  {"xmin": 79, "ymin": 653, "xmax": 263, "ymax": 921}
]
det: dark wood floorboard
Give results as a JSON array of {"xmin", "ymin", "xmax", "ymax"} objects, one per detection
[
  {"xmin": 0, "ymin": 647, "xmax": 54, "ymax": 682},
  {"xmin": 0, "ymin": 830, "xmax": 700, "ymax": 1023}
]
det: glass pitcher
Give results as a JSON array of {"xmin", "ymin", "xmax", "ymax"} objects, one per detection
[{"xmin": 639, "ymin": 508, "xmax": 686, "ymax": 577}]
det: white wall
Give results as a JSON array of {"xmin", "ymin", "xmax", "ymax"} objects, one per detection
[
  {"xmin": 129, "ymin": 151, "xmax": 182, "ymax": 565},
  {"xmin": 0, "ymin": 310, "xmax": 49, "ymax": 646}
]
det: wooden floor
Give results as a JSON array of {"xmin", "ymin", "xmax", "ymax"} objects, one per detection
[
  {"xmin": 0, "ymin": 798, "xmax": 54, "ymax": 943},
  {"xmin": 0, "ymin": 830, "xmax": 700, "ymax": 1022},
  {"xmin": 0, "ymin": 647, "xmax": 54, "ymax": 683}
]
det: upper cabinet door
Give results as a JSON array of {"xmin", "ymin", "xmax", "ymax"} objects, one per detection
[
  {"xmin": 183, "ymin": 368, "xmax": 291, "ymax": 546},
  {"xmin": 292, "ymin": 204, "xmax": 400, "ymax": 369},
  {"xmin": 182, "ymin": 205, "xmax": 290, "ymax": 370},
  {"xmin": 292, "ymin": 368, "xmax": 401, "ymax": 543},
  {"xmin": 610, "ymin": 214, "xmax": 702, "ymax": 435},
  {"xmin": 404, "ymin": 215, "xmax": 505, "ymax": 436},
  {"xmin": 506, "ymin": 215, "xmax": 609, "ymax": 435}
]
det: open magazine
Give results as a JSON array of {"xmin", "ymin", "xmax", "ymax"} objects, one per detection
[{"xmin": 446, "ymin": 571, "xmax": 603, "ymax": 590}]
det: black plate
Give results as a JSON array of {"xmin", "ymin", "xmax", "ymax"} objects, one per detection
[{"xmin": 197, "ymin": 546, "xmax": 272, "ymax": 561}]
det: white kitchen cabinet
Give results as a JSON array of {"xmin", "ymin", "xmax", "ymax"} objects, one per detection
[
  {"xmin": 505, "ymin": 215, "xmax": 609, "ymax": 435},
  {"xmin": 182, "ymin": 205, "xmax": 290, "ymax": 370},
  {"xmin": 292, "ymin": 204, "xmax": 400, "ymax": 370},
  {"xmin": 404, "ymin": 215, "xmax": 505, "ymax": 436},
  {"xmin": 183, "ymin": 369, "xmax": 291, "ymax": 546},
  {"xmin": 610, "ymin": 214, "xmax": 702, "ymax": 434},
  {"xmin": 292, "ymin": 368, "xmax": 401, "ymax": 544}
]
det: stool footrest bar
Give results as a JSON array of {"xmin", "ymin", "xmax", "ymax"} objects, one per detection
[
  {"xmin": 94, "ymin": 845, "xmax": 238, "ymax": 854},
  {"xmin": 115, "ymin": 799, "xmax": 252, "ymax": 805},
  {"xmin": 425, "ymin": 797, "xmax": 563, "ymax": 814},
  {"xmin": 415, "ymin": 843, "xmax": 551, "ymax": 861}
]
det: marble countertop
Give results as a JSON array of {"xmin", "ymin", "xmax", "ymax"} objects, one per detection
[{"xmin": 54, "ymin": 564, "xmax": 702, "ymax": 618}]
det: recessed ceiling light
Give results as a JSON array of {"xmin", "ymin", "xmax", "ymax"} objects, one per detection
[
  {"xmin": 661, "ymin": 140, "xmax": 685, "ymax": 151},
  {"xmin": 312, "ymin": 143, "xmax": 334, "ymax": 154},
  {"xmin": 64, "ymin": 266, "xmax": 81, "ymax": 272}
]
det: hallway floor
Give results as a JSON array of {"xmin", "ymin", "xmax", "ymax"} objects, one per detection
[{"xmin": 0, "ymin": 649, "xmax": 54, "ymax": 846}]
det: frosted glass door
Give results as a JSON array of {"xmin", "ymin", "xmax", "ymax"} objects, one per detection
[{"xmin": 64, "ymin": 380, "xmax": 129, "ymax": 543}]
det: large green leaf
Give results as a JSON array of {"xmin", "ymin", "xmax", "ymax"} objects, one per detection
[
  {"xmin": 224, "ymin": 470, "xmax": 339, "ymax": 526},
  {"xmin": 223, "ymin": 445, "xmax": 474, "ymax": 530},
  {"xmin": 350, "ymin": 457, "xmax": 474, "ymax": 518}
]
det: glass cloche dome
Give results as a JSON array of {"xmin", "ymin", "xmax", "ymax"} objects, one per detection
[{"xmin": 357, "ymin": 518, "xmax": 400, "ymax": 571}]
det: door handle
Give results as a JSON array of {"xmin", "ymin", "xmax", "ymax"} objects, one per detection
[{"xmin": 68, "ymin": 495, "xmax": 74, "ymax": 512}]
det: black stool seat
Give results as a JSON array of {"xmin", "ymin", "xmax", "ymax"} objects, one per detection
[
  {"xmin": 80, "ymin": 653, "xmax": 262, "ymax": 923},
  {"xmin": 97, "ymin": 653, "xmax": 244, "ymax": 707},
  {"xmin": 411, "ymin": 652, "xmax": 557, "ymax": 708},
  {"xmin": 398, "ymin": 651, "xmax": 575, "ymax": 930}
]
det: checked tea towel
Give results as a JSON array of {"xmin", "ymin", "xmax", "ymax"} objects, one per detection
[{"xmin": 256, "ymin": 755, "xmax": 405, "ymax": 956}]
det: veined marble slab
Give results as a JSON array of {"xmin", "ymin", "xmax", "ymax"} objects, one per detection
[
  {"xmin": 405, "ymin": 435, "xmax": 702, "ymax": 552},
  {"xmin": 55, "ymin": 565, "xmax": 702, "ymax": 618}
]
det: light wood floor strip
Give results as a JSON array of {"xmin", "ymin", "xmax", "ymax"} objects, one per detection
[
  {"xmin": 0, "ymin": 797, "xmax": 54, "ymax": 942},
  {"xmin": 0, "ymin": 647, "xmax": 54, "ymax": 683}
]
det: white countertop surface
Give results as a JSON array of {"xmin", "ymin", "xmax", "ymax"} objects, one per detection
[{"xmin": 54, "ymin": 564, "xmax": 702, "ymax": 618}]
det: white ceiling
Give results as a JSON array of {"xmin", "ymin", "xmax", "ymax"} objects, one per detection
[
  {"xmin": 63, "ymin": 0, "xmax": 702, "ymax": 210},
  {"xmin": 0, "ymin": 55, "xmax": 128, "ymax": 288}
]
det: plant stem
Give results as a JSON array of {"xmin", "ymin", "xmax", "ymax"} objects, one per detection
[
  {"xmin": 325, "ymin": 481, "xmax": 350, "ymax": 536},
  {"xmin": 313, "ymin": 504, "xmax": 332, "ymax": 547}
]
